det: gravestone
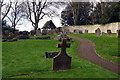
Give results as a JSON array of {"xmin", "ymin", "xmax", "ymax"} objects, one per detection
[
  {"xmin": 23, "ymin": 31, "xmax": 28, "ymax": 36},
  {"xmin": 79, "ymin": 30, "xmax": 83, "ymax": 34},
  {"xmin": 101, "ymin": 32, "xmax": 104, "ymax": 36},
  {"xmin": 53, "ymin": 38, "xmax": 72, "ymax": 70},
  {"xmin": 19, "ymin": 31, "xmax": 29, "ymax": 39},
  {"xmin": 74, "ymin": 29, "xmax": 82, "ymax": 34},
  {"xmin": 9, "ymin": 32, "xmax": 14, "ymax": 39},
  {"xmin": 2, "ymin": 30, "xmax": 10, "ymax": 39},
  {"xmin": 55, "ymin": 29, "xmax": 59, "ymax": 34},
  {"xmin": 64, "ymin": 29, "xmax": 70, "ymax": 34},
  {"xmin": 4, "ymin": 30, "xmax": 9, "ymax": 37},
  {"xmin": 107, "ymin": 30, "xmax": 112, "ymax": 36},
  {"xmin": 74, "ymin": 29, "xmax": 79, "ymax": 34},
  {"xmin": 45, "ymin": 52, "xmax": 58, "ymax": 58},
  {"xmin": 50, "ymin": 30, "xmax": 54, "ymax": 35},
  {"xmin": 2, "ymin": 31, "xmax": 18, "ymax": 42},
  {"xmin": 117, "ymin": 30, "xmax": 120, "ymax": 38},
  {"xmin": 85, "ymin": 29, "xmax": 88, "ymax": 34},
  {"xmin": 36, "ymin": 36, "xmax": 50, "ymax": 39},
  {"xmin": 19, "ymin": 31, "xmax": 23, "ymax": 35},
  {"xmin": 59, "ymin": 34, "xmax": 71, "ymax": 41},
  {"xmin": 42, "ymin": 29, "xmax": 47, "ymax": 35},
  {"xmin": 52, "ymin": 29, "xmax": 57, "ymax": 35},
  {"xmin": 47, "ymin": 30, "xmax": 50, "ymax": 35},
  {"xmin": 30, "ymin": 30, "xmax": 35, "ymax": 36},
  {"xmin": 53, "ymin": 34, "xmax": 70, "ymax": 41},
  {"xmin": 95, "ymin": 28, "xmax": 101, "ymax": 36},
  {"xmin": 36, "ymin": 28, "xmax": 41, "ymax": 36},
  {"xmin": 15, "ymin": 31, "xmax": 20, "ymax": 37}
]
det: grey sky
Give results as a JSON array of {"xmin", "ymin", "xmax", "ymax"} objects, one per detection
[{"xmin": 2, "ymin": 0, "xmax": 120, "ymax": 31}]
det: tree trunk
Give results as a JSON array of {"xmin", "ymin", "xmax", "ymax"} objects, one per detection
[
  {"xmin": 13, "ymin": 22, "xmax": 16, "ymax": 33},
  {"xmin": 73, "ymin": 9, "xmax": 77, "ymax": 25},
  {"xmin": 100, "ymin": 2, "xmax": 104, "ymax": 14},
  {"xmin": 0, "ymin": 3, "xmax": 2, "ymax": 35},
  {"xmin": 34, "ymin": 23, "xmax": 38, "ymax": 34},
  {"xmin": 12, "ymin": 23, "xmax": 16, "ymax": 33}
]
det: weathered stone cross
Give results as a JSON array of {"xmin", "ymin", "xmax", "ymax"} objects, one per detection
[
  {"xmin": 57, "ymin": 38, "xmax": 70, "ymax": 54},
  {"xmin": 53, "ymin": 38, "xmax": 72, "ymax": 70}
]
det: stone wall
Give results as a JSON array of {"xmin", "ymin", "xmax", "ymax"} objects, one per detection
[{"xmin": 61, "ymin": 22, "xmax": 120, "ymax": 33}]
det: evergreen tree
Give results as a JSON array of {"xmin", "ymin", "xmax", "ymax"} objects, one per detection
[
  {"xmin": 93, "ymin": 2, "xmax": 120, "ymax": 24},
  {"xmin": 61, "ymin": 2, "xmax": 92, "ymax": 26}
]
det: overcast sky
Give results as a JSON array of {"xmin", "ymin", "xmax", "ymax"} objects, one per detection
[
  {"xmin": 15, "ymin": 6, "xmax": 65, "ymax": 32},
  {"xmin": 2, "ymin": 1, "xmax": 66, "ymax": 32},
  {"xmin": 2, "ymin": 0, "xmax": 118, "ymax": 31}
]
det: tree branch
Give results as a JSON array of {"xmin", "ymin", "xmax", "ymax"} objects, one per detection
[{"xmin": 2, "ymin": 1, "xmax": 12, "ymax": 21}]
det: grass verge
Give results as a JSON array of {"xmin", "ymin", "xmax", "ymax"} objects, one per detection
[
  {"xmin": 2, "ymin": 35, "xmax": 120, "ymax": 78},
  {"xmin": 69, "ymin": 33, "xmax": 120, "ymax": 64}
]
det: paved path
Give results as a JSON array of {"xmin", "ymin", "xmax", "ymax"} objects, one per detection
[{"xmin": 68, "ymin": 35, "xmax": 120, "ymax": 75}]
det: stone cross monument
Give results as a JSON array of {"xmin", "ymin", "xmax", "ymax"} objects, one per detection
[{"xmin": 53, "ymin": 38, "xmax": 72, "ymax": 70}]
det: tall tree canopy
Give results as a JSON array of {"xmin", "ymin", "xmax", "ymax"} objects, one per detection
[
  {"xmin": 91, "ymin": 2, "xmax": 120, "ymax": 24},
  {"xmin": 61, "ymin": 2, "xmax": 92, "ymax": 26},
  {"xmin": 61, "ymin": 2, "xmax": 120, "ymax": 26}
]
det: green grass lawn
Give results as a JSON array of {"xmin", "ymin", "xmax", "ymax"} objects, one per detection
[
  {"xmin": 2, "ymin": 35, "xmax": 120, "ymax": 78},
  {"xmin": 69, "ymin": 33, "xmax": 120, "ymax": 64},
  {"xmin": 29, "ymin": 34, "xmax": 57, "ymax": 39}
]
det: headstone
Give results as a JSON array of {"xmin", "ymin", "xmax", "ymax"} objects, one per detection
[
  {"xmin": 95, "ymin": 28, "xmax": 101, "ymax": 36},
  {"xmin": 55, "ymin": 29, "xmax": 59, "ymax": 34},
  {"xmin": 53, "ymin": 34, "xmax": 71, "ymax": 41},
  {"xmin": 107, "ymin": 30, "xmax": 112, "ymax": 36},
  {"xmin": 79, "ymin": 30, "xmax": 83, "ymax": 34},
  {"xmin": 47, "ymin": 30, "xmax": 51, "ymax": 35},
  {"xmin": 9, "ymin": 32, "xmax": 14, "ymax": 39},
  {"xmin": 15, "ymin": 31, "xmax": 20, "ymax": 37},
  {"xmin": 53, "ymin": 38, "xmax": 72, "ymax": 70},
  {"xmin": 85, "ymin": 29, "xmax": 88, "ymax": 34},
  {"xmin": 23, "ymin": 31, "xmax": 28, "ymax": 36},
  {"xmin": 2, "ymin": 31, "xmax": 18, "ymax": 42},
  {"xmin": 19, "ymin": 31, "xmax": 23, "ymax": 35},
  {"xmin": 45, "ymin": 52, "xmax": 58, "ymax": 58},
  {"xmin": 52, "ymin": 29, "xmax": 57, "ymax": 35},
  {"xmin": 4, "ymin": 30, "xmax": 9, "ymax": 37},
  {"xmin": 101, "ymin": 32, "xmax": 104, "ymax": 36},
  {"xmin": 117, "ymin": 30, "xmax": 120, "ymax": 38},
  {"xmin": 73, "ymin": 29, "xmax": 82, "ymax": 34},
  {"xmin": 36, "ymin": 36, "xmax": 50, "ymax": 39},
  {"xmin": 74, "ymin": 29, "xmax": 78, "ymax": 34},
  {"xmin": 2, "ymin": 30, "xmax": 10, "ymax": 39},
  {"xmin": 19, "ymin": 31, "xmax": 29, "ymax": 39},
  {"xmin": 64, "ymin": 29, "xmax": 70, "ymax": 34},
  {"xmin": 42, "ymin": 29, "xmax": 47, "ymax": 35},
  {"xmin": 30, "ymin": 30, "xmax": 35, "ymax": 36},
  {"xmin": 36, "ymin": 28, "xmax": 41, "ymax": 36},
  {"xmin": 50, "ymin": 30, "xmax": 54, "ymax": 35}
]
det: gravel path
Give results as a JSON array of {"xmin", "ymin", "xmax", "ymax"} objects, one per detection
[{"xmin": 68, "ymin": 35, "xmax": 120, "ymax": 75}]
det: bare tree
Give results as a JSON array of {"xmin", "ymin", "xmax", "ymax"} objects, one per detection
[
  {"xmin": 1, "ymin": 0, "xmax": 12, "ymax": 22},
  {"xmin": 26, "ymin": 0, "xmax": 64, "ymax": 32},
  {"xmin": 0, "ymin": 0, "xmax": 2, "ymax": 35},
  {"xmin": 26, "ymin": 0, "xmax": 48, "ymax": 32},
  {"xmin": 6, "ymin": 1, "xmax": 26, "ymax": 32}
]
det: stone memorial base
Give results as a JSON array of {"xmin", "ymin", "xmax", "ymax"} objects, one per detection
[{"xmin": 53, "ymin": 51, "xmax": 71, "ymax": 70}]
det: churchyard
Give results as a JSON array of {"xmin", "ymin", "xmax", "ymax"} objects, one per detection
[
  {"xmin": 2, "ymin": 31, "xmax": 120, "ymax": 78},
  {"xmin": 1, "ymin": 0, "xmax": 120, "ymax": 79}
]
